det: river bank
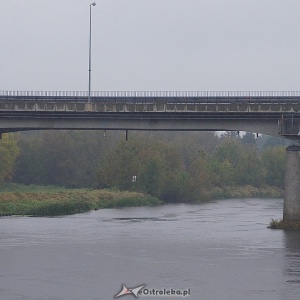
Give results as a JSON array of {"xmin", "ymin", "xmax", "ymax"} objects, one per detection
[
  {"xmin": 0, "ymin": 184, "xmax": 161, "ymax": 217},
  {"xmin": 207, "ymin": 185, "xmax": 283, "ymax": 200},
  {"xmin": 0, "ymin": 184, "xmax": 283, "ymax": 217}
]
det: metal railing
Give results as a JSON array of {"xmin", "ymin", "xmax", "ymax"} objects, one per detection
[{"xmin": 1, "ymin": 90, "xmax": 300, "ymax": 98}]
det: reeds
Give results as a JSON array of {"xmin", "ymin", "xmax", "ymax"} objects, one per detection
[{"xmin": 0, "ymin": 185, "xmax": 161, "ymax": 217}]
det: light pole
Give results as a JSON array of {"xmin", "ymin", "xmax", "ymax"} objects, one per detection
[{"xmin": 88, "ymin": 2, "xmax": 96, "ymax": 104}]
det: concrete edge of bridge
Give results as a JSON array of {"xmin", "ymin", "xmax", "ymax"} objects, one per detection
[{"xmin": 84, "ymin": 103, "xmax": 93, "ymax": 112}]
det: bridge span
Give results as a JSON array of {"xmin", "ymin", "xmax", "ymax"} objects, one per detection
[
  {"xmin": 1, "ymin": 90, "xmax": 300, "ymax": 139},
  {"xmin": 1, "ymin": 90, "xmax": 300, "ymax": 223}
]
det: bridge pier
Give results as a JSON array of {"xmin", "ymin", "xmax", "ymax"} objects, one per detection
[{"xmin": 283, "ymin": 145, "xmax": 300, "ymax": 222}]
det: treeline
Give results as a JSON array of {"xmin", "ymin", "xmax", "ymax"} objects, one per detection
[{"xmin": 0, "ymin": 130, "xmax": 291, "ymax": 202}]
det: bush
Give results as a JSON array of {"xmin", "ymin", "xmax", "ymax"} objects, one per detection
[{"xmin": 24, "ymin": 199, "xmax": 93, "ymax": 216}]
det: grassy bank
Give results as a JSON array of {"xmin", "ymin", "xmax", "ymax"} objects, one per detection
[
  {"xmin": 0, "ymin": 184, "xmax": 283, "ymax": 217},
  {"xmin": 0, "ymin": 184, "xmax": 161, "ymax": 217},
  {"xmin": 205, "ymin": 185, "xmax": 283, "ymax": 200}
]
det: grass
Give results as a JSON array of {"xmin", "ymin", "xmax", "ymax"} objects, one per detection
[
  {"xmin": 206, "ymin": 185, "xmax": 283, "ymax": 200},
  {"xmin": 0, "ymin": 184, "xmax": 162, "ymax": 217},
  {"xmin": 0, "ymin": 183, "xmax": 67, "ymax": 193},
  {"xmin": 268, "ymin": 219, "xmax": 300, "ymax": 230},
  {"xmin": 0, "ymin": 183, "xmax": 285, "ymax": 217}
]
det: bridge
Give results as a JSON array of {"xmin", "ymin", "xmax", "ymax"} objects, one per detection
[
  {"xmin": 1, "ymin": 90, "xmax": 300, "ymax": 139},
  {"xmin": 1, "ymin": 90, "xmax": 300, "ymax": 223}
]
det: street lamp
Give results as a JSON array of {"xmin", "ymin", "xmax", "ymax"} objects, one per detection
[{"xmin": 88, "ymin": 2, "xmax": 96, "ymax": 104}]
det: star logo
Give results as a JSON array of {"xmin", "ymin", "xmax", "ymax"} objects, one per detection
[{"xmin": 115, "ymin": 284, "xmax": 146, "ymax": 298}]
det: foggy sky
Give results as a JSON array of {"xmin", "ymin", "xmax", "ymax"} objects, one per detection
[{"xmin": 1, "ymin": 0, "xmax": 300, "ymax": 92}]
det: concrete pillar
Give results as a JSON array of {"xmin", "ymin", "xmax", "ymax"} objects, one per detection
[
  {"xmin": 283, "ymin": 145, "xmax": 300, "ymax": 222},
  {"xmin": 84, "ymin": 103, "xmax": 93, "ymax": 112}
]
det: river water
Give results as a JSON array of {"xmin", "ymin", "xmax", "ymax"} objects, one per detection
[{"xmin": 1, "ymin": 198, "xmax": 300, "ymax": 300}]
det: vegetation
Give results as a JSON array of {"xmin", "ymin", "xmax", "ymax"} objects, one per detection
[
  {"xmin": 96, "ymin": 132, "xmax": 287, "ymax": 202},
  {"xmin": 0, "ymin": 130, "xmax": 292, "ymax": 216},
  {"xmin": 269, "ymin": 219, "xmax": 300, "ymax": 230},
  {"xmin": 0, "ymin": 185, "xmax": 161, "ymax": 217},
  {"xmin": 0, "ymin": 134, "xmax": 19, "ymax": 183},
  {"xmin": 207, "ymin": 185, "xmax": 283, "ymax": 200}
]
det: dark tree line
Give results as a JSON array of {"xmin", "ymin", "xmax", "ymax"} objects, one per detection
[{"xmin": 0, "ymin": 130, "xmax": 289, "ymax": 202}]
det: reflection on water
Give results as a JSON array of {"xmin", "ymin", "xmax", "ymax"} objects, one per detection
[
  {"xmin": 284, "ymin": 231, "xmax": 300, "ymax": 285},
  {"xmin": 0, "ymin": 198, "xmax": 300, "ymax": 300}
]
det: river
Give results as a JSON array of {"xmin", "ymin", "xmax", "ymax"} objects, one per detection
[{"xmin": 0, "ymin": 198, "xmax": 300, "ymax": 300}]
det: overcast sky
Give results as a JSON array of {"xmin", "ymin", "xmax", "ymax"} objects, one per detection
[{"xmin": 1, "ymin": 0, "xmax": 300, "ymax": 92}]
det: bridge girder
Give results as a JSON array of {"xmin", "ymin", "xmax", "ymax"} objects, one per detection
[
  {"xmin": 0, "ymin": 93, "xmax": 300, "ymax": 140},
  {"xmin": 0, "ymin": 111, "xmax": 286, "ymax": 138}
]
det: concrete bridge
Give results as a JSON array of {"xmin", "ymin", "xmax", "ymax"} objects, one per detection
[
  {"xmin": 1, "ymin": 90, "xmax": 300, "ymax": 223},
  {"xmin": 1, "ymin": 90, "xmax": 300, "ymax": 138}
]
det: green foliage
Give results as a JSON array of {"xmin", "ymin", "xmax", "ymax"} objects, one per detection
[
  {"xmin": 98, "ymin": 195, "xmax": 161, "ymax": 209},
  {"xmin": 0, "ymin": 185, "xmax": 161, "ymax": 217},
  {"xmin": 14, "ymin": 130, "xmax": 121, "ymax": 187},
  {"xmin": 95, "ymin": 133, "xmax": 288, "ymax": 202},
  {"xmin": 207, "ymin": 185, "xmax": 283, "ymax": 200},
  {"xmin": 0, "ymin": 134, "xmax": 20, "ymax": 183},
  {"xmin": 1, "ymin": 130, "xmax": 288, "ymax": 205},
  {"xmin": 184, "ymin": 151, "xmax": 212, "ymax": 201},
  {"xmin": 211, "ymin": 138, "xmax": 264, "ymax": 187},
  {"xmin": 0, "ymin": 183, "xmax": 66, "ymax": 193},
  {"xmin": 261, "ymin": 146, "xmax": 286, "ymax": 188},
  {"xmin": 100, "ymin": 139, "xmax": 141, "ymax": 189},
  {"xmin": 97, "ymin": 137, "xmax": 187, "ymax": 202},
  {"xmin": 24, "ymin": 199, "xmax": 93, "ymax": 216}
]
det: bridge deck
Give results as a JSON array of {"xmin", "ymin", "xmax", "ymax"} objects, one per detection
[
  {"xmin": 0, "ymin": 91, "xmax": 300, "ymax": 139},
  {"xmin": 1, "ymin": 92, "xmax": 300, "ymax": 113}
]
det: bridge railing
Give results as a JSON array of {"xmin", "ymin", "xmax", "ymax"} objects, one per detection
[{"xmin": 1, "ymin": 90, "xmax": 300, "ymax": 98}]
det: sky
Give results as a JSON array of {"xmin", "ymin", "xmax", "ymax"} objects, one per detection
[{"xmin": 1, "ymin": 0, "xmax": 300, "ymax": 92}]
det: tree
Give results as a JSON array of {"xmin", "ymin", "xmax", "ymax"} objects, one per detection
[
  {"xmin": 0, "ymin": 134, "xmax": 20, "ymax": 183},
  {"xmin": 97, "ymin": 139, "xmax": 141, "ymax": 190},
  {"xmin": 211, "ymin": 137, "xmax": 263, "ymax": 187},
  {"xmin": 13, "ymin": 134, "xmax": 48, "ymax": 185},
  {"xmin": 241, "ymin": 132, "xmax": 256, "ymax": 146},
  {"xmin": 211, "ymin": 138, "xmax": 243, "ymax": 186},
  {"xmin": 261, "ymin": 146, "xmax": 286, "ymax": 188},
  {"xmin": 14, "ymin": 130, "xmax": 122, "ymax": 187},
  {"xmin": 96, "ymin": 136, "xmax": 190, "ymax": 202},
  {"xmin": 186, "ymin": 150, "xmax": 212, "ymax": 201}
]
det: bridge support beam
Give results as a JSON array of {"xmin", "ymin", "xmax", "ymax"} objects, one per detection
[
  {"xmin": 84, "ymin": 103, "xmax": 93, "ymax": 112},
  {"xmin": 283, "ymin": 145, "xmax": 300, "ymax": 222}
]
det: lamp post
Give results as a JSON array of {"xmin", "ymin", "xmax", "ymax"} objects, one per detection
[{"xmin": 88, "ymin": 2, "xmax": 96, "ymax": 104}]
